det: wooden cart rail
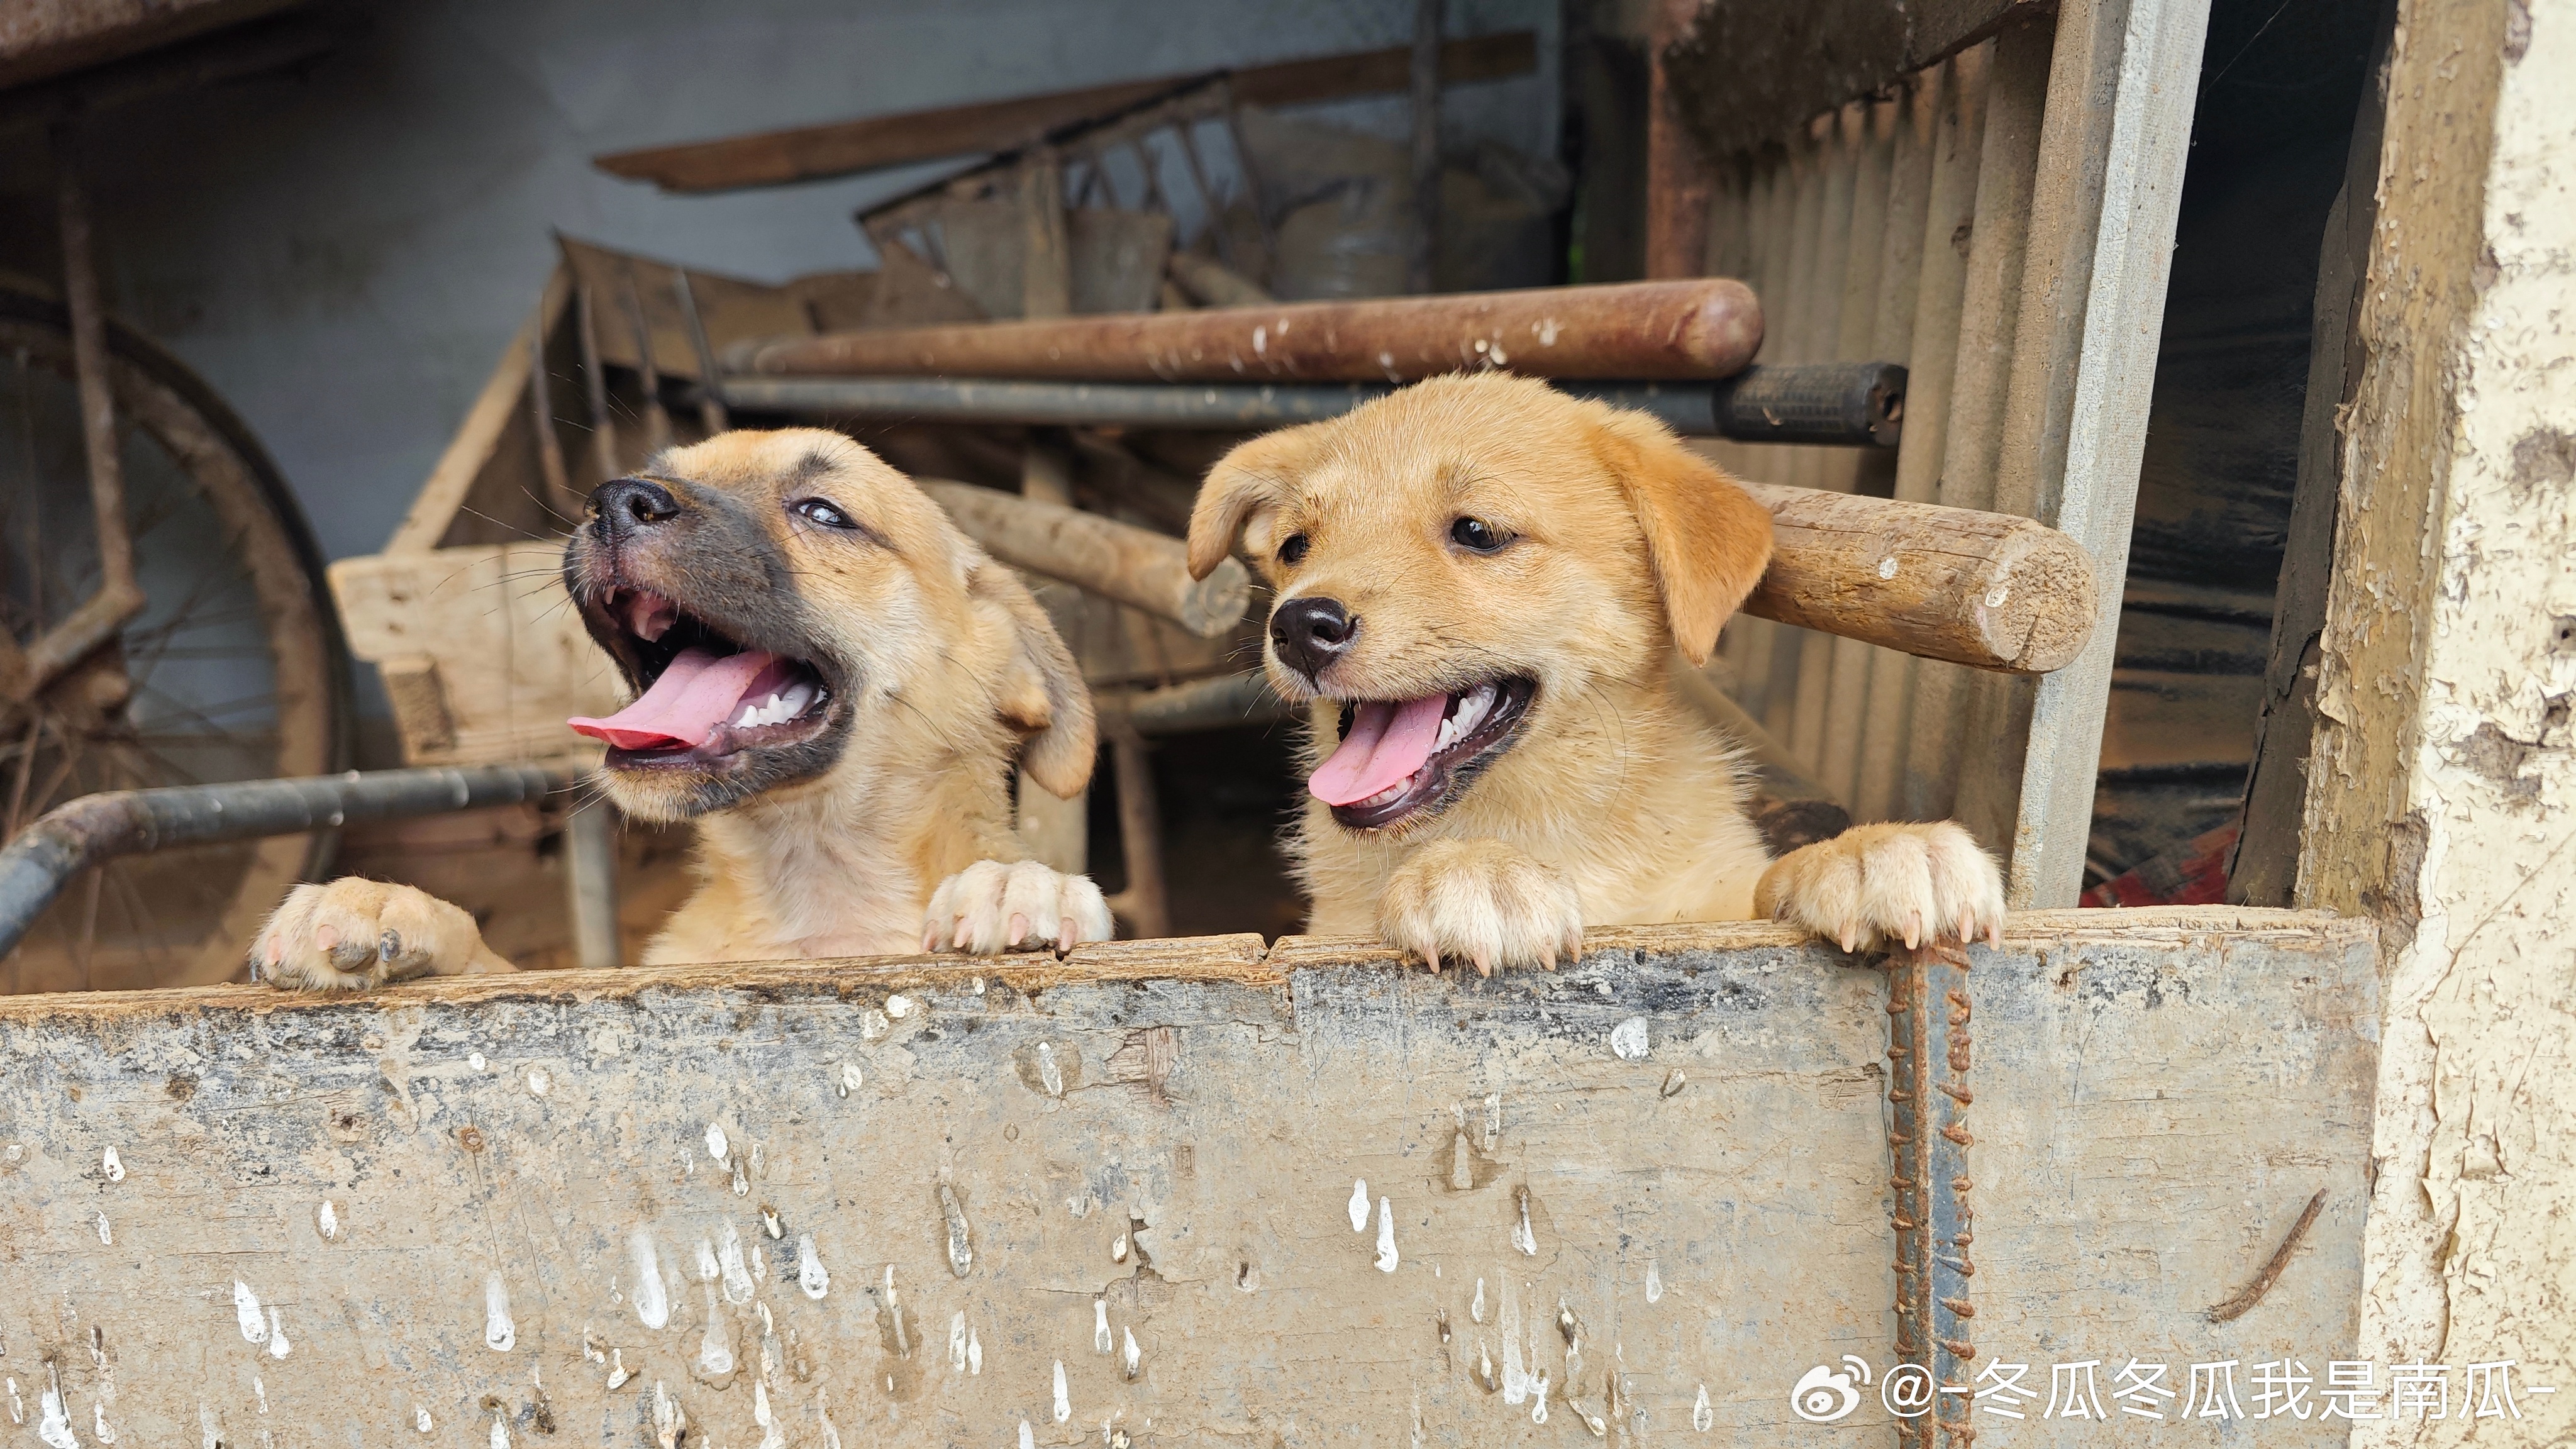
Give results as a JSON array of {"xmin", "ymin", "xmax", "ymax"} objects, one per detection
[{"xmin": 0, "ymin": 908, "xmax": 2372, "ymax": 1448}]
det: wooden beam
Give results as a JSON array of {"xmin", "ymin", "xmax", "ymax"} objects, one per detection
[
  {"xmin": 1738, "ymin": 480, "xmax": 2098, "ymax": 674},
  {"xmin": 593, "ymin": 31, "xmax": 1539, "ymax": 195},
  {"xmin": 921, "ymin": 480, "xmax": 1251, "ymax": 640}
]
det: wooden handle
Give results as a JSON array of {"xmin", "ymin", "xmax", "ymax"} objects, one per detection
[
  {"xmin": 1740, "ymin": 482, "xmax": 2098, "ymax": 674},
  {"xmin": 921, "ymin": 480, "xmax": 1251, "ymax": 639},
  {"xmin": 748, "ymin": 280, "xmax": 1763, "ymax": 384}
]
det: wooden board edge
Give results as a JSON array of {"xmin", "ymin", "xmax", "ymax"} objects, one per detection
[{"xmin": 0, "ymin": 909, "xmax": 2363, "ymax": 1023}]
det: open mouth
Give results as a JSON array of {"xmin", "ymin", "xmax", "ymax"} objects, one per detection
[
  {"xmin": 567, "ymin": 587, "xmax": 836, "ymax": 768},
  {"xmin": 1308, "ymin": 677, "xmax": 1536, "ymax": 830}
]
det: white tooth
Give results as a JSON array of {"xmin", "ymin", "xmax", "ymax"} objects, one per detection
[
  {"xmin": 779, "ymin": 682, "xmax": 814, "ymax": 717},
  {"xmin": 736, "ymin": 704, "xmax": 760, "ymax": 728},
  {"xmin": 1435, "ymin": 716, "xmax": 1457, "ymax": 752},
  {"xmin": 763, "ymin": 692, "xmax": 781, "ymax": 711}
]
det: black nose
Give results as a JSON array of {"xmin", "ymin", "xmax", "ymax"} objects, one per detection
[
  {"xmin": 1271, "ymin": 596, "xmax": 1357, "ymax": 679},
  {"xmin": 592, "ymin": 477, "xmax": 682, "ymax": 535}
]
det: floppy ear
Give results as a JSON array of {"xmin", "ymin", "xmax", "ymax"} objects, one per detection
[
  {"xmin": 1591, "ymin": 409, "xmax": 1775, "ymax": 665},
  {"xmin": 1187, "ymin": 425, "xmax": 1319, "ymax": 579},
  {"xmin": 968, "ymin": 561, "xmax": 1096, "ymax": 798}
]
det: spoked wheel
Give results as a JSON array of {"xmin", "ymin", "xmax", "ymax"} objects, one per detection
[{"xmin": 0, "ymin": 278, "xmax": 348, "ymax": 993}]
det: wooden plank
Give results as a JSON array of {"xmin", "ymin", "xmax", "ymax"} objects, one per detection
[
  {"xmin": 386, "ymin": 269, "xmax": 570, "ymax": 555},
  {"xmin": 0, "ymin": 911, "xmax": 2373, "ymax": 1446},
  {"xmin": 2005, "ymin": 0, "xmax": 2213, "ymax": 906},
  {"xmin": 0, "ymin": 0, "xmax": 293, "ymax": 89},
  {"xmin": 592, "ymin": 33, "xmax": 1538, "ymax": 195}
]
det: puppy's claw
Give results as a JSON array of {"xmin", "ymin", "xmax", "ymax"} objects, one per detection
[
  {"xmin": 1471, "ymin": 952, "xmax": 1494, "ymax": 979},
  {"xmin": 1057, "ymin": 916, "xmax": 1077, "ymax": 955},
  {"xmin": 1838, "ymin": 930, "xmax": 1857, "ymax": 954},
  {"xmin": 953, "ymin": 918, "xmax": 972, "ymax": 950},
  {"xmin": 922, "ymin": 923, "xmax": 940, "ymax": 953},
  {"xmin": 1958, "ymin": 911, "xmax": 1975, "ymax": 944},
  {"xmin": 1422, "ymin": 945, "xmax": 1441, "ymax": 974},
  {"xmin": 1008, "ymin": 913, "xmax": 1030, "ymax": 949},
  {"xmin": 1904, "ymin": 911, "xmax": 1923, "ymax": 950}
]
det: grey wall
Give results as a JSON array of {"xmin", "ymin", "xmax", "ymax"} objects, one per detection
[{"xmin": 0, "ymin": 0, "xmax": 1555, "ymax": 616}]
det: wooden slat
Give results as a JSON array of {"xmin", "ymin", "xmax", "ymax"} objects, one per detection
[{"xmin": 593, "ymin": 32, "xmax": 1537, "ymax": 194}]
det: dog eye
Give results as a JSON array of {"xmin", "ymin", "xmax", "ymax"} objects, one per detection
[
  {"xmin": 1450, "ymin": 517, "xmax": 1507, "ymax": 553},
  {"xmin": 1278, "ymin": 533, "xmax": 1311, "ymax": 565},
  {"xmin": 791, "ymin": 498, "xmax": 857, "ymax": 530}
]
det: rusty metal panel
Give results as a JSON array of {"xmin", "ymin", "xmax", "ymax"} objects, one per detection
[{"xmin": 0, "ymin": 909, "xmax": 2370, "ymax": 1446}]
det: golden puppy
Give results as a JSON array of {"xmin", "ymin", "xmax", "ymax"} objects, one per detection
[
  {"xmin": 1185, "ymin": 374, "xmax": 2004, "ymax": 972},
  {"xmin": 255, "ymin": 428, "xmax": 1113, "ymax": 988}
]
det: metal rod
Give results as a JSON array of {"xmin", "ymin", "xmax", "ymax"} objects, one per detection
[
  {"xmin": 671, "ymin": 269, "xmax": 731, "ymax": 435},
  {"xmin": 1408, "ymin": 0, "xmax": 1444, "ymax": 294},
  {"xmin": 1888, "ymin": 941, "xmax": 1976, "ymax": 1449},
  {"xmin": 1105, "ymin": 735, "xmax": 1169, "ymax": 939},
  {"xmin": 721, "ymin": 364, "xmax": 1902, "ymax": 443},
  {"xmin": 0, "ymin": 764, "xmax": 578, "ymax": 963},
  {"xmin": 13, "ymin": 124, "xmax": 149, "ymax": 699},
  {"xmin": 564, "ymin": 796, "xmax": 623, "ymax": 970},
  {"xmin": 745, "ymin": 279, "xmax": 1763, "ymax": 384}
]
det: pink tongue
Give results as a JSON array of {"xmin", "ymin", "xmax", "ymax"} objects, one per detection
[
  {"xmin": 1308, "ymin": 694, "xmax": 1450, "ymax": 806},
  {"xmin": 569, "ymin": 647, "xmax": 782, "ymax": 750}
]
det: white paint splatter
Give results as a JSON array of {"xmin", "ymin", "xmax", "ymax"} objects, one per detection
[
  {"xmin": 695, "ymin": 1238, "xmax": 720, "ymax": 1282},
  {"xmin": 316, "ymin": 1201, "xmax": 340, "ymax": 1241},
  {"xmin": 1645, "ymin": 1258, "xmax": 1663, "ymax": 1304},
  {"xmin": 750, "ymin": 1243, "xmax": 765, "ymax": 1280},
  {"xmin": 1512, "ymin": 1188, "xmax": 1539, "ymax": 1256},
  {"xmin": 252, "ymin": 1378, "xmax": 267, "ymax": 1415},
  {"xmin": 796, "ymin": 1234, "xmax": 830, "ymax": 1299},
  {"xmin": 1693, "ymin": 1384, "xmax": 1713, "ymax": 1431},
  {"xmin": 1019, "ymin": 1422, "xmax": 1035, "ymax": 1449},
  {"xmin": 704, "ymin": 1124, "xmax": 729, "ymax": 1162},
  {"xmin": 1532, "ymin": 1370, "xmax": 1552, "ymax": 1424},
  {"xmin": 1471, "ymin": 1278, "xmax": 1487, "ymax": 1323},
  {"xmin": 526, "ymin": 1067, "xmax": 551, "ymax": 1097},
  {"xmin": 6, "ymin": 1377, "xmax": 21, "ymax": 1427},
  {"xmin": 99, "ymin": 1147, "xmax": 123, "ymax": 1182},
  {"xmin": 836, "ymin": 1062, "xmax": 862, "ymax": 1097},
  {"xmin": 968, "ymin": 1326, "xmax": 982, "ymax": 1375},
  {"xmin": 751, "ymin": 1380, "xmax": 782, "ymax": 1449},
  {"xmin": 92, "ymin": 1213, "xmax": 109, "ymax": 1245},
  {"xmin": 1877, "ymin": 555, "xmax": 1901, "ymax": 580},
  {"xmin": 233, "ymin": 1282, "xmax": 268, "ymax": 1345},
  {"xmin": 760, "ymin": 1206, "xmax": 782, "ymax": 1239},
  {"xmin": 1052, "ymin": 1362, "xmax": 1070, "ymax": 1423},
  {"xmin": 948, "ymin": 1312, "xmax": 968, "ymax": 1372},
  {"xmin": 1036, "ymin": 1042, "xmax": 1063, "ymax": 1097},
  {"xmin": 35, "ymin": 1365, "xmax": 74, "ymax": 1449},
  {"xmin": 694, "ymin": 1287, "xmax": 734, "ymax": 1377},
  {"xmin": 469, "ymin": 1050, "xmax": 487, "ymax": 1072},
  {"xmin": 484, "ymin": 1272, "xmax": 516, "ymax": 1352},
  {"xmin": 414, "ymin": 1406, "xmax": 433, "ymax": 1434},
  {"xmin": 629, "ymin": 1233, "xmax": 670, "ymax": 1330},
  {"xmin": 1347, "ymin": 1179, "xmax": 1369, "ymax": 1232},
  {"xmin": 885, "ymin": 993, "xmax": 912, "ymax": 1019},
  {"xmin": 1092, "ymin": 1298, "xmax": 1111, "ymax": 1353},
  {"xmin": 195, "ymin": 1404, "xmax": 218, "ymax": 1449},
  {"xmin": 1375, "ymin": 1197, "xmax": 1399, "ymax": 1273},
  {"xmin": 265, "ymin": 1307, "xmax": 291, "ymax": 1359},
  {"xmin": 718, "ymin": 1220, "xmax": 755, "ymax": 1305},
  {"xmin": 607, "ymin": 1350, "xmax": 631, "ymax": 1391},
  {"xmin": 486, "ymin": 1404, "xmax": 509, "ymax": 1449},
  {"xmin": 92, "ymin": 1401, "xmax": 115, "ymax": 1446},
  {"xmin": 1121, "ymin": 1326, "xmax": 1140, "ymax": 1380},
  {"xmin": 1608, "ymin": 1018, "xmax": 1651, "ymax": 1061}
]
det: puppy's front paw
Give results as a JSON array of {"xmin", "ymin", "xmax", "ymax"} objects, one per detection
[
  {"xmin": 1380, "ymin": 840, "xmax": 1584, "ymax": 976},
  {"xmin": 1755, "ymin": 821, "xmax": 2005, "ymax": 953},
  {"xmin": 924, "ymin": 860, "xmax": 1115, "ymax": 955},
  {"xmin": 253, "ymin": 880, "xmax": 504, "ymax": 990}
]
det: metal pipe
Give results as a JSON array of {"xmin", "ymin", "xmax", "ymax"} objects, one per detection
[
  {"xmin": 743, "ymin": 279, "xmax": 1763, "ymax": 384},
  {"xmin": 723, "ymin": 363, "xmax": 1906, "ymax": 444},
  {"xmin": 0, "ymin": 764, "xmax": 577, "ymax": 963}
]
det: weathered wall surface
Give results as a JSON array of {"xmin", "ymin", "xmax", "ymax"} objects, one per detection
[
  {"xmin": 0, "ymin": 912, "xmax": 2373, "ymax": 1446},
  {"xmin": 2299, "ymin": 0, "xmax": 2576, "ymax": 1438}
]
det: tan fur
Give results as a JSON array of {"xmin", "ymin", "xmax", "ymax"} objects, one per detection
[
  {"xmin": 256, "ymin": 429, "xmax": 1111, "ymax": 990},
  {"xmin": 1189, "ymin": 374, "xmax": 2005, "ymax": 971}
]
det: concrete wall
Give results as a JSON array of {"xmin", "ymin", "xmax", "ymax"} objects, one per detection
[
  {"xmin": 0, "ymin": 0, "xmax": 1554, "ymax": 663},
  {"xmin": 2297, "ymin": 0, "xmax": 2576, "ymax": 1437}
]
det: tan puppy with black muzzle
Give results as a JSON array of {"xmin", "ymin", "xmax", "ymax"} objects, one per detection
[
  {"xmin": 254, "ymin": 428, "xmax": 1113, "ymax": 988},
  {"xmin": 1186, "ymin": 374, "xmax": 2005, "ymax": 972}
]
